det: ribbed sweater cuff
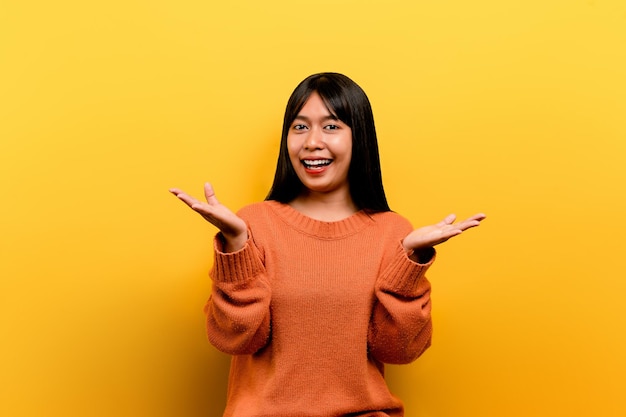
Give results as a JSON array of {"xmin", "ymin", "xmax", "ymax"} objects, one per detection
[
  {"xmin": 210, "ymin": 232, "xmax": 265, "ymax": 284},
  {"xmin": 379, "ymin": 243, "xmax": 436, "ymax": 295}
]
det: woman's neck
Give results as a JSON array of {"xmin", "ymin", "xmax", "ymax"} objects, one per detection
[{"xmin": 289, "ymin": 192, "xmax": 358, "ymax": 222}]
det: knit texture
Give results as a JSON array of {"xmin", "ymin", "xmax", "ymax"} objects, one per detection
[{"xmin": 206, "ymin": 201, "xmax": 434, "ymax": 417}]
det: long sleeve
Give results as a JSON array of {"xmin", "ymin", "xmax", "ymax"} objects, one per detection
[
  {"xmin": 368, "ymin": 242, "xmax": 435, "ymax": 364},
  {"xmin": 205, "ymin": 233, "xmax": 272, "ymax": 355}
]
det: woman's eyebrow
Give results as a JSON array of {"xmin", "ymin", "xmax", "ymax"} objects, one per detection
[{"xmin": 293, "ymin": 114, "xmax": 339, "ymax": 122}]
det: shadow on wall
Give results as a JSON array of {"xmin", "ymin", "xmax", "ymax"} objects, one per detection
[
  {"xmin": 179, "ymin": 346, "xmax": 231, "ymax": 417},
  {"xmin": 384, "ymin": 362, "xmax": 430, "ymax": 415}
]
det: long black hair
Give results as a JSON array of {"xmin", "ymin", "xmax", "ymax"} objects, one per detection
[{"xmin": 265, "ymin": 72, "xmax": 390, "ymax": 213}]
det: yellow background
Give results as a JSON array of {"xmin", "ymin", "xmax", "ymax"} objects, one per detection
[{"xmin": 1, "ymin": 1, "xmax": 625, "ymax": 416}]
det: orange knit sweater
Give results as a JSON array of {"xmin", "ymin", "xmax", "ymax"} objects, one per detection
[{"xmin": 206, "ymin": 201, "xmax": 434, "ymax": 417}]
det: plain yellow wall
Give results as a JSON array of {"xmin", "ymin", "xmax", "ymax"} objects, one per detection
[{"xmin": 1, "ymin": 1, "xmax": 625, "ymax": 416}]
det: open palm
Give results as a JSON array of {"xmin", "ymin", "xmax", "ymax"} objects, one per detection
[
  {"xmin": 403, "ymin": 213, "xmax": 486, "ymax": 251},
  {"xmin": 169, "ymin": 183, "xmax": 248, "ymax": 252}
]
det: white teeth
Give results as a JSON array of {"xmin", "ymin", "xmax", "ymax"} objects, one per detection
[{"xmin": 303, "ymin": 159, "xmax": 331, "ymax": 167}]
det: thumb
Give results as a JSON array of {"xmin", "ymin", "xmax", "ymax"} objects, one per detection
[
  {"xmin": 438, "ymin": 214, "xmax": 456, "ymax": 226},
  {"xmin": 204, "ymin": 182, "xmax": 220, "ymax": 205}
]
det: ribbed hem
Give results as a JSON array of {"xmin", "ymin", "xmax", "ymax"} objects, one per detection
[
  {"xmin": 210, "ymin": 233, "xmax": 265, "ymax": 284},
  {"xmin": 266, "ymin": 200, "xmax": 374, "ymax": 240},
  {"xmin": 378, "ymin": 243, "xmax": 436, "ymax": 295}
]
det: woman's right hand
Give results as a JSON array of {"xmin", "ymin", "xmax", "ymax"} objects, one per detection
[{"xmin": 169, "ymin": 183, "xmax": 248, "ymax": 252}]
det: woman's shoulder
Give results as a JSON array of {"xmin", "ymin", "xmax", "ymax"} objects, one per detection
[
  {"xmin": 370, "ymin": 210, "xmax": 411, "ymax": 224},
  {"xmin": 236, "ymin": 200, "xmax": 276, "ymax": 219},
  {"xmin": 369, "ymin": 210, "xmax": 413, "ymax": 233}
]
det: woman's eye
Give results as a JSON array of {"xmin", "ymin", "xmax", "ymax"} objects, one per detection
[
  {"xmin": 293, "ymin": 124, "xmax": 307, "ymax": 130},
  {"xmin": 325, "ymin": 124, "xmax": 339, "ymax": 130}
]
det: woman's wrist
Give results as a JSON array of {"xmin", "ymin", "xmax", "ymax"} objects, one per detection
[
  {"xmin": 406, "ymin": 246, "xmax": 435, "ymax": 264},
  {"xmin": 220, "ymin": 231, "xmax": 248, "ymax": 253}
]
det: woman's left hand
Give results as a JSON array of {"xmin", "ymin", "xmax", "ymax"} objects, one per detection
[{"xmin": 402, "ymin": 213, "xmax": 486, "ymax": 252}]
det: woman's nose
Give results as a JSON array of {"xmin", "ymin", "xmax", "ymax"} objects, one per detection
[{"xmin": 304, "ymin": 127, "xmax": 324, "ymax": 150}]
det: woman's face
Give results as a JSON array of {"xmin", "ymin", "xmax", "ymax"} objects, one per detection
[{"xmin": 287, "ymin": 92, "xmax": 353, "ymax": 200}]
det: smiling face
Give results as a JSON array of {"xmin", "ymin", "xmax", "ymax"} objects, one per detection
[{"xmin": 287, "ymin": 92, "xmax": 353, "ymax": 202}]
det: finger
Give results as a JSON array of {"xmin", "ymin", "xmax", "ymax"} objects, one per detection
[
  {"xmin": 437, "ymin": 214, "xmax": 456, "ymax": 227},
  {"xmin": 184, "ymin": 196, "xmax": 205, "ymax": 210},
  {"xmin": 455, "ymin": 216, "xmax": 485, "ymax": 231},
  {"xmin": 204, "ymin": 182, "xmax": 220, "ymax": 205},
  {"xmin": 467, "ymin": 213, "xmax": 487, "ymax": 222},
  {"xmin": 442, "ymin": 228, "xmax": 463, "ymax": 238},
  {"xmin": 456, "ymin": 221, "xmax": 481, "ymax": 232},
  {"xmin": 461, "ymin": 213, "xmax": 487, "ymax": 227},
  {"xmin": 171, "ymin": 190, "xmax": 202, "ymax": 208}
]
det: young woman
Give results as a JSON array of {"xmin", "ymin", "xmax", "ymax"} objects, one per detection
[{"xmin": 170, "ymin": 73, "xmax": 485, "ymax": 417}]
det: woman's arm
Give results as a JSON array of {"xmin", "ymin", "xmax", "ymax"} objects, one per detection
[
  {"xmin": 368, "ymin": 244, "xmax": 434, "ymax": 364},
  {"xmin": 170, "ymin": 182, "xmax": 271, "ymax": 354},
  {"xmin": 368, "ymin": 212, "xmax": 486, "ymax": 364},
  {"xmin": 205, "ymin": 236, "xmax": 272, "ymax": 355}
]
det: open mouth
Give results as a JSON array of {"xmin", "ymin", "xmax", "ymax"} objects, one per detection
[{"xmin": 302, "ymin": 159, "xmax": 332, "ymax": 170}]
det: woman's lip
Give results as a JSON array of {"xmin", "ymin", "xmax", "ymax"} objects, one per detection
[{"xmin": 303, "ymin": 165, "xmax": 329, "ymax": 174}]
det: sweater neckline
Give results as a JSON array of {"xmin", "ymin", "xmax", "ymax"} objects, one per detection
[{"xmin": 266, "ymin": 200, "xmax": 374, "ymax": 240}]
